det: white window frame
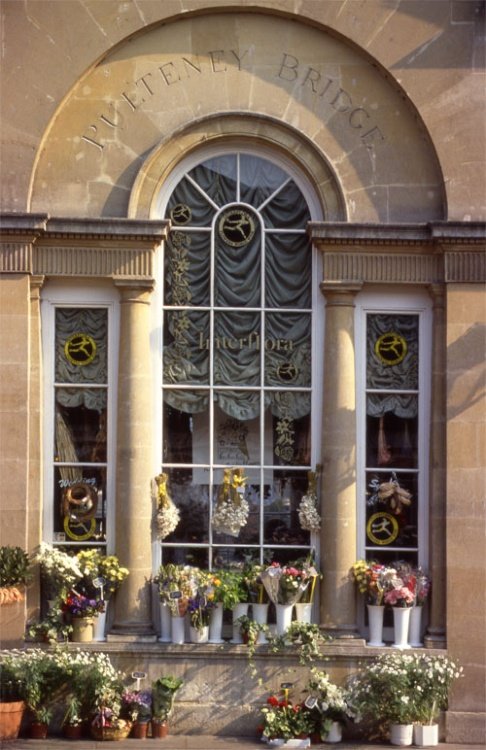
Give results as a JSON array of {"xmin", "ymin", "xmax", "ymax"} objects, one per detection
[
  {"xmin": 355, "ymin": 287, "xmax": 432, "ymax": 638},
  {"xmin": 151, "ymin": 146, "xmax": 325, "ymax": 574},
  {"xmin": 41, "ymin": 280, "xmax": 119, "ymax": 551}
]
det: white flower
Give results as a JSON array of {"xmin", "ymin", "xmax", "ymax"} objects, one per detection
[{"xmin": 298, "ymin": 492, "xmax": 321, "ymax": 532}]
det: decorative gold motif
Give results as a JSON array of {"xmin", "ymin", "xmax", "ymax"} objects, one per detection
[
  {"xmin": 64, "ymin": 332, "xmax": 97, "ymax": 366},
  {"xmin": 277, "ymin": 361, "xmax": 298, "ymax": 383},
  {"xmin": 63, "ymin": 515, "xmax": 97, "ymax": 541},
  {"xmin": 366, "ymin": 511, "xmax": 399, "ymax": 546},
  {"xmin": 218, "ymin": 208, "xmax": 256, "ymax": 247},
  {"xmin": 170, "ymin": 203, "xmax": 192, "ymax": 224},
  {"xmin": 374, "ymin": 331, "xmax": 407, "ymax": 366},
  {"xmin": 275, "ymin": 417, "xmax": 295, "ymax": 463}
]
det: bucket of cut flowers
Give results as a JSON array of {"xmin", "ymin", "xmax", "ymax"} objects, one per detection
[
  {"xmin": 63, "ymin": 591, "xmax": 104, "ymax": 642},
  {"xmin": 260, "ymin": 690, "xmax": 314, "ymax": 748},
  {"xmin": 304, "ymin": 668, "xmax": 353, "ymax": 743}
]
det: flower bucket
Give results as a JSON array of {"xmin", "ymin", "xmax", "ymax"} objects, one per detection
[
  {"xmin": 93, "ymin": 609, "xmax": 107, "ymax": 641},
  {"xmin": 390, "ymin": 723, "xmax": 413, "ymax": 746},
  {"xmin": 413, "ymin": 723, "xmax": 439, "ymax": 747},
  {"xmin": 171, "ymin": 615, "xmax": 186, "ymax": 644},
  {"xmin": 276, "ymin": 603, "xmax": 294, "ymax": 635},
  {"xmin": 0, "ymin": 700, "xmax": 25, "ymax": 740},
  {"xmin": 231, "ymin": 602, "xmax": 249, "ymax": 643},
  {"xmin": 391, "ymin": 607, "xmax": 412, "ymax": 649},
  {"xmin": 367, "ymin": 604, "xmax": 385, "ymax": 646},
  {"xmin": 159, "ymin": 601, "xmax": 172, "ymax": 642},
  {"xmin": 71, "ymin": 616, "xmax": 94, "ymax": 642},
  {"xmin": 151, "ymin": 719, "xmax": 169, "ymax": 738},
  {"xmin": 294, "ymin": 602, "xmax": 312, "ymax": 624},
  {"xmin": 323, "ymin": 721, "xmax": 342, "ymax": 743},
  {"xmin": 252, "ymin": 602, "xmax": 269, "ymax": 643},
  {"xmin": 209, "ymin": 602, "xmax": 224, "ymax": 643},
  {"xmin": 189, "ymin": 625, "xmax": 209, "ymax": 643},
  {"xmin": 409, "ymin": 605, "xmax": 423, "ymax": 647},
  {"xmin": 63, "ymin": 723, "xmax": 83, "ymax": 739}
]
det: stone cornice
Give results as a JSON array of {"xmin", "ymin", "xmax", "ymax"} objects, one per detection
[
  {"xmin": 0, "ymin": 214, "xmax": 169, "ymax": 278},
  {"xmin": 309, "ymin": 222, "xmax": 485, "ymax": 283}
]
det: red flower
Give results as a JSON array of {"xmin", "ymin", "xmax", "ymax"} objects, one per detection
[{"xmin": 267, "ymin": 696, "xmax": 279, "ymax": 706}]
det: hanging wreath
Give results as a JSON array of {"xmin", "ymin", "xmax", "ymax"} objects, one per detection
[
  {"xmin": 212, "ymin": 467, "xmax": 249, "ymax": 537},
  {"xmin": 298, "ymin": 470, "xmax": 321, "ymax": 532},
  {"xmin": 153, "ymin": 473, "xmax": 180, "ymax": 539}
]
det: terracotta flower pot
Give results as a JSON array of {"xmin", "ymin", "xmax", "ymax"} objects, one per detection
[
  {"xmin": 63, "ymin": 722, "xmax": 83, "ymax": 739},
  {"xmin": 0, "ymin": 700, "xmax": 25, "ymax": 740},
  {"xmin": 29, "ymin": 721, "xmax": 49, "ymax": 739},
  {"xmin": 151, "ymin": 719, "xmax": 169, "ymax": 738},
  {"xmin": 131, "ymin": 720, "xmax": 149, "ymax": 739}
]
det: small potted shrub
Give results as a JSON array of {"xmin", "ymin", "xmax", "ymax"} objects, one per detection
[
  {"xmin": 151, "ymin": 676, "xmax": 183, "ymax": 738},
  {"xmin": 62, "ymin": 696, "xmax": 83, "ymax": 739}
]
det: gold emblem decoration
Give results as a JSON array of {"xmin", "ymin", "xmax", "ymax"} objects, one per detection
[
  {"xmin": 64, "ymin": 333, "xmax": 97, "ymax": 366},
  {"xmin": 374, "ymin": 332, "xmax": 408, "ymax": 366},
  {"xmin": 170, "ymin": 203, "xmax": 192, "ymax": 225},
  {"xmin": 277, "ymin": 362, "xmax": 299, "ymax": 383},
  {"xmin": 218, "ymin": 208, "xmax": 256, "ymax": 247},
  {"xmin": 366, "ymin": 511, "xmax": 400, "ymax": 546},
  {"xmin": 61, "ymin": 481, "xmax": 98, "ymax": 541}
]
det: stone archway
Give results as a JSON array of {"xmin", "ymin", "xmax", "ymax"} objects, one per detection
[{"xmin": 30, "ymin": 11, "xmax": 446, "ymax": 223}]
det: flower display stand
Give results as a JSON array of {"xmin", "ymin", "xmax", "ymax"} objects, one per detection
[
  {"xmin": 367, "ymin": 604, "xmax": 385, "ymax": 646},
  {"xmin": 93, "ymin": 610, "xmax": 107, "ymax": 641},
  {"xmin": 294, "ymin": 602, "xmax": 312, "ymax": 624},
  {"xmin": 231, "ymin": 602, "xmax": 249, "ymax": 643},
  {"xmin": 413, "ymin": 723, "xmax": 439, "ymax": 747},
  {"xmin": 390, "ymin": 723, "xmax": 413, "ymax": 746},
  {"xmin": 171, "ymin": 615, "xmax": 186, "ymax": 644},
  {"xmin": 391, "ymin": 607, "xmax": 412, "ymax": 649},
  {"xmin": 409, "ymin": 605, "xmax": 423, "ymax": 647},
  {"xmin": 209, "ymin": 602, "xmax": 224, "ymax": 643},
  {"xmin": 275, "ymin": 603, "xmax": 294, "ymax": 635},
  {"xmin": 159, "ymin": 601, "xmax": 172, "ymax": 642},
  {"xmin": 252, "ymin": 602, "xmax": 269, "ymax": 642},
  {"xmin": 71, "ymin": 616, "xmax": 94, "ymax": 642}
]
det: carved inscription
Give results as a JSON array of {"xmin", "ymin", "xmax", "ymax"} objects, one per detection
[{"xmin": 80, "ymin": 50, "xmax": 385, "ymax": 154}]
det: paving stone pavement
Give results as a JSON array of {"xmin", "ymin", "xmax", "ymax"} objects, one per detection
[{"xmin": 0, "ymin": 739, "xmax": 481, "ymax": 750}]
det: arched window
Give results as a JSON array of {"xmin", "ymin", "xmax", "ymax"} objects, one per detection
[{"xmin": 157, "ymin": 150, "xmax": 323, "ymax": 570}]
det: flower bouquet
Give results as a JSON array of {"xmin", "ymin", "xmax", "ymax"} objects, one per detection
[
  {"xmin": 62, "ymin": 591, "xmax": 104, "ymax": 618},
  {"xmin": 305, "ymin": 668, "xmax": 352, "ymax": 740},
  {"xmin": 261, "ymin": 562, "xmax": 310, "ymax": 606},
  {"xmin": 297, "ymin": 470, "xmax": 321, "ymax": 533},
  {"xmin": 155, "ymin": 563, "xmax": 197, "ymax": 617},
  {"xmin": 212, "ymin": 467, "xmax": 249, "ymax": 537},
  {"xmin": 75, "ymin": 549, "xmax": 129, "ymax": 602},
  {"xmin": 153, "ymin": 472, "xmax": 180, "ymax": 540},
  {"xmin": 350, "ymin": 560, "xmax": 388, "ymax": 605},
  {"xmin": 33, "ymin": 543, "xmax": 82, "ymax": 599}
]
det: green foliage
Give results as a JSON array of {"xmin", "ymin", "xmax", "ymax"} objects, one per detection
[
  {"xmin": 0, "ymin": 546, "xmax": 31, "ymax": 587},
  {"xmin": 152, "ymin": 676, "xmax": 183, "ymax": 721}
]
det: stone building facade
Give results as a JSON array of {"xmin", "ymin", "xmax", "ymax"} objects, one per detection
[{"xmin": 0, "ymin": 1, "xmax": 484, "ymax": 743}]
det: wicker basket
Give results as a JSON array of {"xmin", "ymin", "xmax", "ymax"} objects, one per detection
[{"xmin": 90, "ymin": 720, "xmax": 132, "ymax": 741}]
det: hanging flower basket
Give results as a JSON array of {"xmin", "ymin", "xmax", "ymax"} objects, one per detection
[
  {"xmin": 212, "ymin": 468, "xmax": 249, "ymax": 537},
  {"xmin": 153, "ymin": 473, "xmax": 180, "ymax": 539}
]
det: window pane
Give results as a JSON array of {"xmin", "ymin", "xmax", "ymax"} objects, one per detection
[
  {"xmin": 213, "ymin": 406, "xmax": 260, "ymax": 466},
  {"xmin": 55, "ymin": 390, "xmax": 107, "ymax": 463},
  {"xmin": 215, "ymin": 208, "xmax": 262, "ymax": 308},
  {"xmin": 264, "ymin": 398, "xmax": 311, "ymax": 466},
  {"xmin": 163, "ymin": 468, "xmax": 209, "ymax": 543},
  {"xmin": 366, "ymin": 396, "xmax": 418, "ymax": 468},
  {"xmin": 53, "ymin": 467, "xmax": 106, "ymax": 543},
  {"xmin": 264, "ymin": 471, "xmax": 310, "ymax": 545},
  {"xmin": 163, "ymin": 403, "xmax": 207, "ymax": 464},
  {"xmin": 260, "ymin": 180, "xmax": 311, "ymax": 229},
  {"xmin": 163, "ymin": 310, "xmax": 210, "ymax": 385},
  {"xmin": 265, "ymin": 234, "xmax": 311, "ymax": 308},
  {"xmin": 365, "ymin": 470, "xmax": 418, "ymax": 549},
  {"xmin": 265, "ymin": 313, "xmax": 311, "ymax": 387},
  {"xmin": 366, "ymin": 313, "xmax": 419, "ymax": 390},
  {"xmin": 164, "ymin": 230, "xmax": 211, "ymax": 306},
  {"xmin": 55, "ymin": 308, "xmax": 107, "ymax": 384},
  {"xmin": 214, "ymin": 312, "xmax": 261, "ymax": 386}
]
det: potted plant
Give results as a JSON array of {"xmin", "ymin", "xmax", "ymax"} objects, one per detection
[
  {"xmin": 408, "ymin": 653, "xmax": 463, "ymax": 746},
  {"xmin": 62, "ymin": 695, "xmax": 83, "ymax": 739},
  {"xmin": 236, "ymin": 615, "xmax": 270, "ymax": 678},
  {"xmin": 33, "ymin": 543, "xmax": 83, "ymax": 601},
  {"xmin": 305, "ymin": 668, "xmax": 352, "ymax": 743},
  {"xmin": 122, "ymin": 689, "xmax": 152, "ymax": 739},
  {"xmin": 349, "ymin": 559, "xmax": 389, "ymax": 645},
  {"xmin": 346, "ymin": 652, "xmax": 417, "ymax": 746},
  {"xmin": 260, "ymin": 691, "xmax": 314, "ymax": 747},
  {"xmin": 20, "ymin": 648, "xmax": 67, "ymax": 739},
  {"xmin": 0, "ymin": 545, "xmax": 31, "ymax": 606},
  {"xmin": 0, "ymin": 652, "xmax": 26, "ymax": 740},
  {"xmin": 151, "ymin": 675, "xmax": 183, "ymax": 738},
  {"xmin": 26, "ymin": 606, "xmax": 73, "ymax": 643},
  {"xmin": 62, "ymin": 591, "xmax": 104, "ymax": 642},
  {"xmin": 270, "ymin": 621, "xmax": 329, "ymax": 666}
]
